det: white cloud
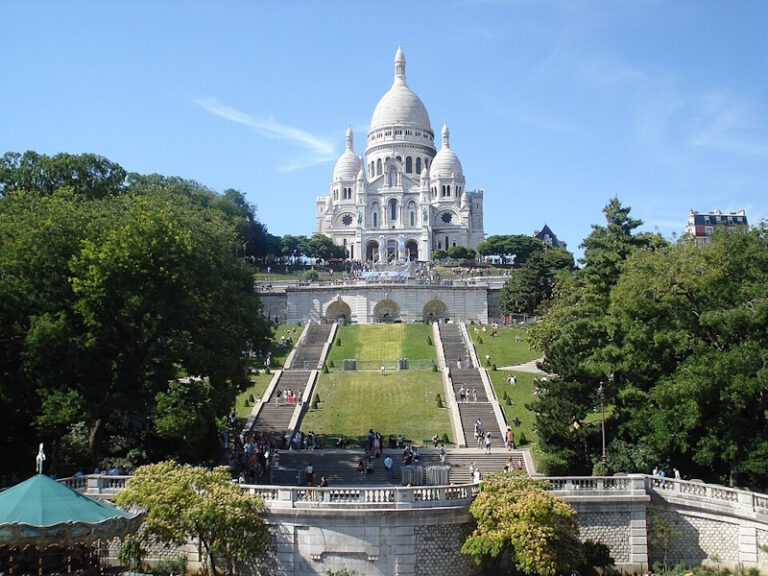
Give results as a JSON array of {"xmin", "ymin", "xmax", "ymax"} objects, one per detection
[
  {"xmin": 194, "ymin": 97, "xmax": 336, "ymax": 171},
  {"xmin": 690, "ymin": 92, "xmax": 768, "ymax": 156}
]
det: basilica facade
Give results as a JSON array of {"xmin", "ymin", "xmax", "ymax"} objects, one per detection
[{"xmin": 316, "ymin": 47, "xmax": 484, "ymax": 263}]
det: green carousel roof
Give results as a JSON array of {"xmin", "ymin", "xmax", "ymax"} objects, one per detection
[{"xmin": 0, "ymin": 475, "xmax": 141, "ymax": 546}]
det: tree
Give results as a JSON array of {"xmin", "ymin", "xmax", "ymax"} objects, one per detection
[
  {"xmin": 528, "ymin": 198, "xmax": 663, "ymax": 474},
  {"xmin": 476, "ymin": 234, "xmax": 544, "ymax": 265},
  {"xmin": 115, "ymin": 461, "xmax": 269, "ymax": 576},
  {"xmin": 446, "ymin": 245, "xmax": 476, "ymax": 260},
  {"xmin": 462, "ymin": 474, "xmax": 584, "ymax": 576}
]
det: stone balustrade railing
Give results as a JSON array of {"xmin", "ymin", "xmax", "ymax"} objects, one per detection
[{"xmin": 58, "ymin": 473, "xmax": 768, "ymax": 517}]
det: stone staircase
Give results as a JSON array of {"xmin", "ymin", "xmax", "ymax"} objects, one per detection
[
  {"xmin": 269, "ymin": 449, "xmax": 525, "ymax": 486},
  {"xmin": 289, "ymin": 323, "xmax": 333, "ymax": 369},
  {"xmin": 255, "ymin": 370, "xmax": 313, "ymax": 442},
  {"xmin": 438, "ymin": 323, "xmax": 470, "ymax": 368},
  {"xmin": 247, "ymin": 323, "xmax": 333, "ymax": 443}
]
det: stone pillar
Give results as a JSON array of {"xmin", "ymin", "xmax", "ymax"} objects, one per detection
[
  {"xmin": 629, "ymin": 507, "xmax": 649, "ymax": 571},
  {"xmin": 739, "ymin": 526, "xmax": 758, "ymax": 566}
]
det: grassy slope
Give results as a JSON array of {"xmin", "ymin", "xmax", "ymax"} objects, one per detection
[
  {"xmin": 327, "ymin": 324, "xmax": 436, "ymax": 365},
  {"xmin": 470, "ymin": 326, "xmax": 540, "ymax": 367},
  {"xmin": 488, "ymin": 370, "xmax": 540, "ymax": 449},
  {"xmin": 301, "ymin": 370, "xmax": 450, "ymax": 447}
]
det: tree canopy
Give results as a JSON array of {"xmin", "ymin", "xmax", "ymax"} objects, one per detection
[
  {"xmin": 0, "ymin": 151, "xmax": 273, "ymax": 482},
  {"xmin": 115, "ymin": 461, "xmax": 269, "ymax": 576},
  {"xmin": 462, "ymin": 474, "xmax": 584, "ymax": 576},
  {"xmin": 499, "ymin": 247, "xmax": 574, "ymax": 316},
  {"xmin": 476, "ymin": 234, "xmax": 544, "ymax": 265},
  {"xmin": 529, "ymin": 197, "xmax": 768, "ymax": 487}
]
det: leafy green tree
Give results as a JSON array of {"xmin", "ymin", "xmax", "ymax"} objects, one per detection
[
  {"xmin": 528, "ymin": 198, "xmax": 662, "ymax": 474},
  {"xmin": 476, "ymin": 234, "xmax": 544, "ymax": 265},
  {"xmin": 115, "ymin": 461, "xmax": 269, "ymax": 576},
  {"xmin": 462, "ymin": 474, "xmax": 584, "ymax": 576},
  {"xmin": 281, "ymin": 234, "xmax": 309, "ymax": 258},
  {"xmin": 432, "ymin": 248, "xmax": 448, "ymax": 260},
  {"xmin": 306, "ymin": 233, "xmax": 347, "ymax": 260},
  {"xmin": 446, "ymin": 245, "xmax": 476, "ymax": 260}
]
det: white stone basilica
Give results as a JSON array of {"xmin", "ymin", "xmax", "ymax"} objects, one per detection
[{"xmin": 316, "ymin": 47, "xmax": 484, "ymax": 263}]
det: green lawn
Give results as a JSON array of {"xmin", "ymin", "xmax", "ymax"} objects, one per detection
[
  {"xmin": 488, "ymin": 370, "xmax": 540, "ymax": 452},
  {"xmin": 471, "ymin": 326, "xmax": 540, "ymax": 367},
  {"xmin": 326, "ymin": 324, "xmax": 436, "ymax": 367},
  {"xmin": 235, "ymin": 375, "xmax": 270, "ymax": 420},
  {"xmin": 301, "ymin": 370, "xmax": 451, "ymax": 447}
]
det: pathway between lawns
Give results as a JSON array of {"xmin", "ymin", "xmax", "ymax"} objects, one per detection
[{"xmin": 497, "ymin": 358, "xmax": 546, "ymax": 374}]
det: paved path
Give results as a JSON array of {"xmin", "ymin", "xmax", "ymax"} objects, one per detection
[{"xmin": 498, "ymin": 358, "xmax": 546, "ymax": 374}]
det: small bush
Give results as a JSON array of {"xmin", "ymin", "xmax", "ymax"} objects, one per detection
[
  {"xmin": 336, "ymin": 337, "xmax": 342, "ymax": 346},
  {"xmin": 592, "ymin": 461, "xmax": 607, "ymax": 477},
  {"xmin": 492, "ymin": 363, "xmax": 497, "ymax": 371},
  {"xmin": 485, "ymin": 358, "xmax": 491, "ymax": 366},
  {"xmin": 431, "ymin": 363, "xmax": 438, "ymax": 372},
  {"xmin": 117, "ymin": 537, "xmax": 145, "ymax": 570},
  {"xmin": 503, "ymin": 391, "xmax": 509, "ymax": 401},
  {"xmin": 265, "ymin": 367, "xmax": 271, "ymax": 375},
  {"xmin": 248, "ymin": 393, "xmax": 255, "ymax": 402},
  {"xmin": 304, "ymin": 269, "xmax": 319, "ymax": 282},
  {"xmin": 505, "ymin": 397, "xmax": 512, "ymax": 405},
  {"xmin": 154, "ymin": 557, "xmax": 187, "ymax": 576},
  {"xmin": 518, "ymin": 432, "xmax": 528, "ymax": 446},
  {"xmin": 244, "ymin": 398, "xmax": 250, "ymax": 407},
  {"xmin": 328, "ymin": 359, "xmax": 335, "ymax": 368},
  {"xmin": 435, "ymin": 394, "xmax": 443, "ymax": 408},
  {"xmin": 322, "ymin": 363, "xmax": 329, "ymax": 374},
  {"xmin": 311, "ymin": 395, "xmax": 319, "ymax": 409},
  {"xmin": 427, "ymin": 335, "xmax": 433, "ymax": 345},
  {"xmin": 477, "ymin": 336, "xmax": 483, "ymax": 344},
  {"xmin": 441, "ymin": 432, "xmax": 450, "ymax": 444}
]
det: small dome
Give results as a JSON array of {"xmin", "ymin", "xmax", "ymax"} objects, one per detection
[
  {"xmin": 430, "ymin": 122, "xmax": 463, "ymax": 178},
  {"xmin": 370, "ymin": 47, "xmax": 431, "ymax": 132},
  {"xmin": 332, "ymin": 128, "xmax": 362, "ymax": 181}
]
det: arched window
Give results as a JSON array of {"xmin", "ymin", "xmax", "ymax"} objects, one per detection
[
  {"xmin": 377, "ymin": 159, "xmax": 382, "ymax": 176},
  {"xmin": 415, "ymin": 157, "xmax": 421, "ymax": 174},
  {"xmin": 447, "ymin": 185, "xmax": 451, "ymax": 196},
  {"xmin": 441, "ymin": 185, "xmax": 446, "ymax": 197},
  {"xmin": 425, "ymin": 159, "xmax": 430, "ymax": 169},
  {"xmin": 405, "ymin": 156, "xmax": 412, "ymax": 173},
  {"xmin": 373, "ymin": 212, "xmax": 378, "ymax": 227},
  {"xmin": 410, "ymin": 211, "xmax": 415, "ymax": 227},
  {"xmin": 396, "ymin": 156, "xmax": 402, "ymax": 162},
  {"xmin": 389, "ymin": 199, "xmax": 397, "ymax": 222}
]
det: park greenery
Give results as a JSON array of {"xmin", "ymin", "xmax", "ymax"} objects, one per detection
[
  {"xmin": 0, "ymin": 151, "xmax": 275, "ymax": 482},
  {"xmin": 462, "ymin": 474, "xmax": 592, "ymax": 576},
  {"xmin": 527, "ymin": 197, "xmax": 768, "ymax": 489},
  {"xmin": 476, "ymin": 234, "xmax": 545, "ymax": 265},
  {"xmin": 115, "ymin": 461, "xmax": 269, "ymax": 576}
]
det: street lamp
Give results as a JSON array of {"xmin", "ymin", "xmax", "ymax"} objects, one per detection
[{"xmin": 597, "ymin": 383, "xmax": 607, "ymax": 468}]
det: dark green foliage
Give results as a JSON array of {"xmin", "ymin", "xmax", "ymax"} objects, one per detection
[
  {"xmin": 477, "ymin": 336, "xmax": 483, "ymax": 344},
  {"xmin": 153, "ymin": 557, "xmax": 187, "ymax": 576},
  {"xmin": 492, "ymin": 363, "xmax": 497, "ymax": 371},
  {"xmin": 503, "ymin": 391, "xmax": 509, "ymax": 401},
  {"xmin": 304, "ymin": 269, "xmax": 319, "ymax": 282},
  {"xmin": 476, "ymin": 234, "xmax": 544, "ymax": 265},
  {"xmin": 436, "ymin": 394, "xmax": 443, "ymax": 408},
  {"xmin": 432, "ymin": 248, "xmax": 448, "ymax": 260},
  {"xmin": 499, "ymin": 248, "xmax": 574, "ymax": 316},
  {"xmin": 328, "ymin": 359, "xmax": 335, "ymax": 368},
  {"xmin": 248, "ymin": 393, "xmax": 255, "ymax": 403},
  {"xmin": 431, "ymin": 363, "xmax": 438, "ymax": 372},
  {"xmin": 336, "ymin": 337, "xmax": 342, "ymax": 346},
  {"xmin": 441, "ymin": 432, "xmax": 450, "ymax": 444},
  {"xmin": 244, "ymin": 398, "xmax": 250, "ymax": 407},
  {"xmin": 518, "ymin": 433, "xmax": 528, "ymax": 446},
  {"xmin": 427, "ymin": 335, "xmax": 433, "ymax": 345},
  {"xmin": 0, "ymin": 151, "xmax": 273, "ymax": 481},
  {"xmin": 311, "ymin": 395, "xmax": 319, "ymax": 409},
  {"xmin": 506, "ymin": 397, "xmax": 512, "ymax": 406},
  {"xmin": 322, "ymin": 363, "xmax": 329, "ymax": 374}
]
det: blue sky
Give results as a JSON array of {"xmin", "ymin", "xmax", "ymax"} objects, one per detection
[{"xmin": 2, "ymin": 1, "xmax": 766, "ymax": 257}]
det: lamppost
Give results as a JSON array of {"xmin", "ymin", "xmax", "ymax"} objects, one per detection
[{"xmin": 597, "ymin": 383, "xmax": 607, "ymax": 467}]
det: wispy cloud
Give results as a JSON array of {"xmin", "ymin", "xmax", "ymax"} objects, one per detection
[
  {"xmin": 194, "ymin": 97, "xmax": 336, "ymax": 171},
  {"xmin": 690, "ymin": 92, "xmax": 768, "ymax": 156}
]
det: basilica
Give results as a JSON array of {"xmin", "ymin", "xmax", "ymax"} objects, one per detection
[{"xmin": 316, "ymin": 47, "xmax": 484, "ymax": 263}]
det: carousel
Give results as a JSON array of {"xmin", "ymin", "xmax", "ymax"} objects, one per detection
[{"xmin": 0, "ymin": 445, "xmax": 142, "ymax": 575}]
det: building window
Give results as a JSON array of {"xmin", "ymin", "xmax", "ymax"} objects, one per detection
[
  {"xmin": 447, "ymin": 185, "xmax": 451, "ymax": 196},
  {"xmin": 389, "ymin": 199, "xmax": 397, "ymax": 221},
  {"xmin": 396, "ymin": 156, "xmax": 402, "ymax": 162},
  {"xmin": 373, "ymin": 212, "xmax": 378, "ymax": 227},
  {"xmin": 410, "ymin": 211, "xmax": 415, "ymax": 227},
  {"xmin": 441, "ymin": 212, "xmax": 453, "ymax": 224},
  {"xmin": 377, "ymin": 159, "xmax": 382, "ymax": 176},
  {"xmin": 441, "ymin": 185, "xmax": 446, "ymax": 197},
  {"xmin": 342, "ymin": 214, "xmax": 353, "ymax": 226},
  {"xmin": 416, "ymin": 157, "xmax": 421, "ymax": 174},
  {"xmin": 406, "ymin": 156, "xmax": 412, "ymax": 173}
]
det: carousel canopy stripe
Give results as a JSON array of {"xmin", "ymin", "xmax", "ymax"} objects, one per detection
[{"xmin": 0, "ymin": 475, "xmax": 135, "ymax": 527}]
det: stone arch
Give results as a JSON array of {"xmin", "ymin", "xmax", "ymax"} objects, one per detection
[
  {"xmin": 423, "ymin": 299, "xmax": 448, "ymax": 323},
  {"xmin": 365, "ymin": 240, "xmax": 379, "ymax": 262},
  {"xmin": 405, "ymin": 239, "xmax": 419, "ymax": 261},
  {"xmin": 325, "ymin": 299, "xmax": 352, "ymax": 323},
  {"xmin": 373, "ymin": 299, "xmax": 400, "ymax": 323}
]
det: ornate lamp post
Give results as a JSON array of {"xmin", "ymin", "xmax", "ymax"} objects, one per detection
[{"xmin": 597, "ymin": 383, "xmax": 607, "ymax": 467}]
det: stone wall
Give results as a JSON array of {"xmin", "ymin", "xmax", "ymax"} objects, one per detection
[
  {"xmin": 575, "ymin": 510, "xmax": 632, "ymax": 564},
  {"xmin": 414, "ymin": 524, "xmax": 476, "ymax": 576}
]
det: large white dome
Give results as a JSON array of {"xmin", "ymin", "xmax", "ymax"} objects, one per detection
[
  {"xmin": 430, "ymin": 123, "xmax": 463, "ymax": 178},
  {"xmin": 370, "ymin": 47, "xmax": 431, "ymax": 132}
]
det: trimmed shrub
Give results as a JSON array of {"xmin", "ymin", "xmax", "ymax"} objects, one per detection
[
  {"xmin": 328, "ymin": 359, "xmax": 335, "ymax": 368},
  {"xmin": 505, "ymin": 397, "xmax": 512, "ymax": 405},
  {"xmin": 477, "ymin": 336, "xmax": 483, "ymax": 344},
  {"xmin": 441, "ymin": 432, "xmax": 450, "ymax": 444},
  {"xmin": 492, "ymin": 363, "xmax": 497, "ymax": 371},
  {"xmin": 311, "ymin": 395, "xmax": 319, "ymax": 409},
  {"xmin": 431, "ymin": 363, "xmax": 438, "ymax": 372},
  {"xmin": 427, "ymin": 335, "xmax": 433, "ymax": 345},
  {"xmin": 518, "ymin": 432, "xmax": 528, "ymax": 446},
  {"xmin": 322, "ymin": 363, "xmax": 329, "ymax": 374},
  {"xmin": 265, "ymin": 367, "xmax": 271, "ymax": 375},
  {"xmin": 435, "ymin": 394, "xmax": 443, "ymax": 408},
  {"xmin": 503, "ymin": 391, "xmax": 509, "ymax": 401},
  {"xmin": 248, "ymin": 393, "xmax": 255, "ymax": 402},
  {"xmin": 244, "ymin": 398, "xmax": 250, "ymax": 407},
  {"xmin": 336, "ymin": 337, "xmax": 342, "ymax": 346}
]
